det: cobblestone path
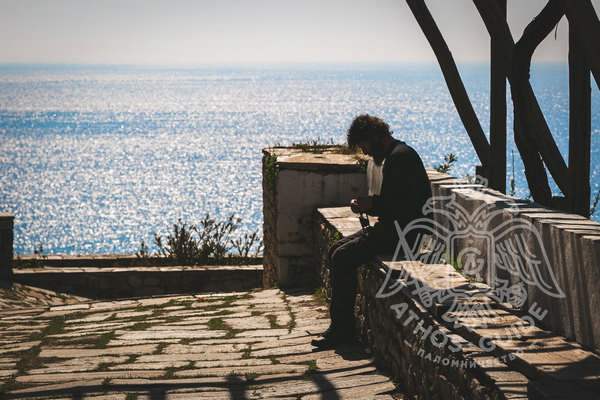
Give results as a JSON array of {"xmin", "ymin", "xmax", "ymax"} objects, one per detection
[{"xmin": 0, "ymin": 289, "xmax": 400, "ymax": 399}]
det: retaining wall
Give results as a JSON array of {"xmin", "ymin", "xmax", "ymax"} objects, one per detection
[
  {"xmin": 13, "ymin": 265, "xmax": 263, "ymax": 299},
  {"xmin": 14, "ymin": 255, "xmax": 262, "ymax": 269}
]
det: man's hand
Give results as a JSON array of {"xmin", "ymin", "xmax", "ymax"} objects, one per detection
[{"xmin": 350, "ymin": 196, "xmax": 374, "ymax": 214}]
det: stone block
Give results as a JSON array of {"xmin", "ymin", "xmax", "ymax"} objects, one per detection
[
  {"xmin": 276, "ymin": 213, "xmax": 310, "ymax": 244},
  {"xmin": 264, "ymin": 150, "xmax": 368, "ymax": 289},
  {"xmin": 277, "ymin": 240, "xmax": 311, "ymax": 257}
]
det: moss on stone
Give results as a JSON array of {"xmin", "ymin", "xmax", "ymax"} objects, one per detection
[
  {"xmin": 153, "ymin": 342, "xmax": 168, "ymax": 355},
  {"xmin": 207, "ymin": 317, "xmax": 227, "ymax": 330},
  {"xmin": 266, "ymin": 314, "xmax": 280, "ymax": 329},
  {"xmin": 312, "ymin": 288, "xmax": 328, "ymax": 306},
  {"xmin": 304, "ymin": 360, "xmax": 319, "ymax": 374},
  {"xmin": 263, "ymin": 153, "xmax": 278, "ymax": 192},
  {"xmin": 93, "ymin": 331, "xmax": 116, "ymax": 348}
]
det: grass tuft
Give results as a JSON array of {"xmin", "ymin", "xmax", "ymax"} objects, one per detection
[
  {"xmin": 207, "ymin": 318, "xmax": 227, "ymax": 330},
  {"xmin": 153, "ymin": 342, "xmax": 168, "ymax": 355},
  {"xmin": 244, "ymin": 372, "xmax": 258, "ymax": 382},
  {"xmin": 242, "ymin": 345, "xmax": 252, "ymax": 359},
  {"xmin": 96, "ymin": 331, "xmax": 116, "ymax": 348},
  {"xmin": 312, "ymin": 288, "xmax": 328, "ymax": 306},
  {"xmin": 305, "ymin": 360, "xmax": 319, "ymax": 375},
  {"xmin": 266, "ymin": 314, "xmax": 280, "ymax": 329},
  {"xmin": 130, "ymin": 322, "xmax": 153, "ymax": 331}
]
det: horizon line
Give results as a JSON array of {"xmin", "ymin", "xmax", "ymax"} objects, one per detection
[{"xmin": 0, "ymin": 60, "xmax": 570, "ymax": 69}]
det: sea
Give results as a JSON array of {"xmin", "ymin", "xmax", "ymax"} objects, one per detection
[{"xmin": 0, "ymin": 63, "xmax": 598, "ymax": 255}]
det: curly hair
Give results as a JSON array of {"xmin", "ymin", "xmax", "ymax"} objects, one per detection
[{"xmin": 346, "ymin": 114, "xmax": 392, "ymax": 149}]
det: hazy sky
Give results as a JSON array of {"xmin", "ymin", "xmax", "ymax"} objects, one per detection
[{"xmin": 1, "ymin": 0, "xmax": 598, "ymax": 65}]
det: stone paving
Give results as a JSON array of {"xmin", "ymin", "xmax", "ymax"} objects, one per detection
[{"xmin": 0, "ymin": 288, "xmax": 401, "ymax": 399}]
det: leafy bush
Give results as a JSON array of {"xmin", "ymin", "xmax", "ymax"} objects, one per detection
[
  {"xmin": 231, "ymin": 231, "xmax": 264, "ymax": 259},
  {"xmin": 434, "ymin": 153, "xmax": 457, "ymax": 174},
  {"xmin": 154, "ymin": 219, "xmax": 205, "ymax": 262},
  {"xmin": 137, "ymin": 214, "xmax": 263, "ymax": 264}
]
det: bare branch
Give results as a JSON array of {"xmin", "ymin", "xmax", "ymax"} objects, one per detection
[{"xmin": 406, "ymin": 0, "xmax": 490, "ymax": 168}]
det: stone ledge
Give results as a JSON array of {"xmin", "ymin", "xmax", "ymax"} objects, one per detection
[
  {"xmin": 13, "ymin": 265, "xmax": 263, "ymax": 300},
  {"xmin": 316, "ymin": 207, "xmax": 600, "ymax": 399},
  {"xmin": 14, "ymin": 265, "xmax": 262, "ymax": 274},
  {"xmin": 14, "ymin": 255, "xmax": 263, "ymax": 269},
  {"xmin": 263, "ymin": 147, "xmax": 366, "ymax": 172}
]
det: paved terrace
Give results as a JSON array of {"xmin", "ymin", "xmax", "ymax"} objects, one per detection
[{"xmin": 0, "ymin": 288, "xmax": 400, "ymax": 399}]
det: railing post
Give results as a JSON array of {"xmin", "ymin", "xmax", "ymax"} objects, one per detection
[
  {"xmin": 0, "ymin": 213, "xmax": 14, "ymax": 287},
  {"xmin": 567, "ymin": 21, "xmax": 592, "ymax": 217},
  {"xmin": 489, "ymin": 0, "xmax": 507, "ymax": 193}
]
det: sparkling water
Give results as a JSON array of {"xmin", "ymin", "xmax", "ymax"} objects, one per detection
[{"xmin": 0, "ymin": 63, "xmax": 598, "ymax": 255}]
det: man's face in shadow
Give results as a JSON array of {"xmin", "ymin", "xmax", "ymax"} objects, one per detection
[{"xmin": 358, "ymin": 137, "xmax": 386, "ymax": 166}]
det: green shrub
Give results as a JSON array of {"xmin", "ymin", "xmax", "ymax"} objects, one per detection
[
  {"xmin": 231, "ymin": 231, "xmax": 264, "ymax": 260},
  {"xmin": 138, "ymin": 214, "xmax": 263, "ymax": 264},
  {"xmin": 434, "ymin": 153, "xmax": 457, "ymax": 174}
]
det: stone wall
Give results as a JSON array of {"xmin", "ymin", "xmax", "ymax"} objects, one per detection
[
  {"xmin": 317, "ymin": 207, "xmax": 600, "ymax": 399},
  {"xmin": 262, "ymin": 147, "xmax": 367, "ymax": 288},
  {"xmin": 14, "ymin": 255, "xmax": 262, "ymax": 269},
  {"xmin": 426, "ymin": 171, "xmax": 600, "ymax": 353},
  {"xmin": 13, "ymin": 265, "xmax": 263, "ymax": 299}
]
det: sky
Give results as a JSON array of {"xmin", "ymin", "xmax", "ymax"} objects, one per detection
[{"xmin": 0, "ymin": 0, "xmax": 598, "ymax": 65}]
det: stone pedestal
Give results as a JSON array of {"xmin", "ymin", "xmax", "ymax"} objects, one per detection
[
  {"xmin": 262, "ymin": 147, "xmax": 367, "ymax": 288},
  {"xmin": 0, "ymin": 213, "xmax": 14, "ymax": 286}
]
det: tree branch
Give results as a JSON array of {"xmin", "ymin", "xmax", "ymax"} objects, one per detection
[{"xmin": 406, "ymin": 0, "xmax": 490, "ymax": 168}]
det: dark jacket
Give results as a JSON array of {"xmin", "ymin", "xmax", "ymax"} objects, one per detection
[{"xmin": 368, "ymin": 139, "xmax": 432, "ymax": 250}]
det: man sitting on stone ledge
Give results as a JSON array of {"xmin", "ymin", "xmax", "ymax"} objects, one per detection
[{"xmin": 312, "ymin": 114, "xmax": 432, "ymax": 349}]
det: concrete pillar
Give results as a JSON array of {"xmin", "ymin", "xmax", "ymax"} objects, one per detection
[{"xmin": 0, "ymin": 213, "xmax": 14, "ymax": 286}]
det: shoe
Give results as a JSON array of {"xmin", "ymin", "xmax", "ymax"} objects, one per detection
[
  {"xmin": 311, "ymin": 333, "xmax": 355, "ymax": 350},
  {"xmin": 311, "ymin": 327, "xmax": 355, "ymax": 350},
  {"xmin": 320, "ymin": 325, "xmax": 337, "ymax": 339}
]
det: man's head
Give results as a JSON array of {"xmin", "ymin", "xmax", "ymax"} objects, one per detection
[{"xmin": 347, "ymin": 114, "xmax": 393, "ymax": 165}]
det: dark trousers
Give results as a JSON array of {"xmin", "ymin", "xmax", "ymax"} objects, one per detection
[{"xmin": 328, "ymin": 227, "xmax": 392, "ymax": 331}]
